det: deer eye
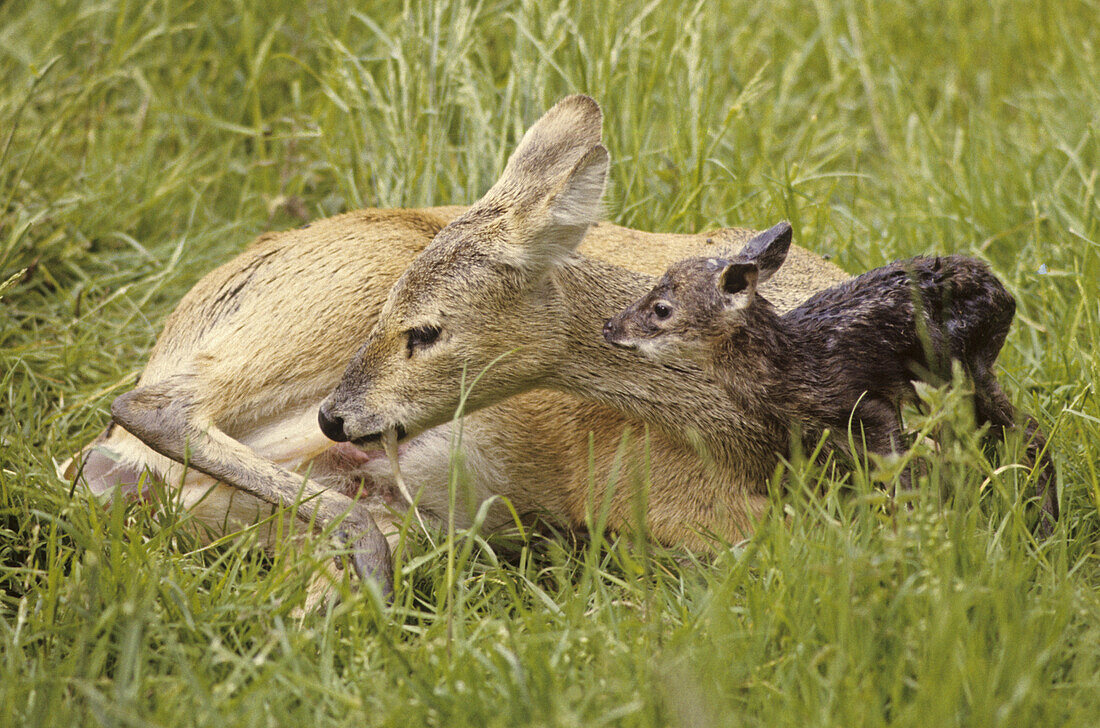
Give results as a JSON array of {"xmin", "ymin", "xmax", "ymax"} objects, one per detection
[
  {"xmin": 653, "ymin": 302, "xmax": 673, "ymax": 320},
  {"xmin": 406, "ymin": 325, "xmax": 441, "ymax": 355}
]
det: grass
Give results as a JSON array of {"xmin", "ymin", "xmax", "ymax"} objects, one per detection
[{"xmin": 2, "ymin": 0, "xmax": 1099, "ymax": 725}]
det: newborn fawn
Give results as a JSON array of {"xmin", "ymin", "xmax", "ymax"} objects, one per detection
[{"xmin": 603, "ymin": 222, "xmax": 1057, "ymax": 529}]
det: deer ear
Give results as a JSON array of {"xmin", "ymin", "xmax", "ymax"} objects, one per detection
[
  {"xmin": 718, "ymin": 262, "xmax": 759, "ymax": 298},
  {"xmin": 499, "ymin": 95, "xmax": 603, "ymax": 184},
  {"xmin": 456, "ymin": 96, "xmax": 608, "ymax": 271},
  {"xmin": 546, "ymin": 144, "xmax": 609, "ymax": 234},
  {"xmin": 737, "ymin": 221, "xmax": 792, "ymax": 284},
  {"xmin": 504, "ymin": 143, "xmax": 609, "ymax": 271}
]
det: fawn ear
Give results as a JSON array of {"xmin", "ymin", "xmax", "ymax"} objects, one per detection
[
  {"xmin": 718, "ymin": 261, "xmax": 760, "ymax": 298},
  {"xmin": 738, "ymin": 221, "xmax": 792, "ymax": 284}
]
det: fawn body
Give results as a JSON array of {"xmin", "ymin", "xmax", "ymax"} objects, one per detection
[
  {"xmin": 603, "ymin": 223, "xmax": 1058, "ymax": 525},
  {"xmin": 67, "ymin": 96, "xmax": 850, "ymax": 594}
]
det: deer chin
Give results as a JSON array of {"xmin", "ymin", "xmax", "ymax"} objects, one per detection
[
  {"xmin": 604, "ymin": 337, "xmax": 638, "ymax": 351},
  {"xmin": 382, "ymin": 425, "xmax": 431, "ymax": 535},
  {"xmin": 632, "ymin": 338, "xmax": 669, "ymax": 359}
]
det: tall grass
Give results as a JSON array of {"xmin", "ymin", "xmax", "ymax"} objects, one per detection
[{"xmin": 1, "ymin": 0, "xmax": 1098, "ymax": 725}]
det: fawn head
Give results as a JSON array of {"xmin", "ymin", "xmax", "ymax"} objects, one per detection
[
  {"xmin": 319, "ymin": 95, "xmax": 609, "ymax": 446},
  {"xmin": 602, "ymin": 221, "xmax": 793, "ymax": 362}
]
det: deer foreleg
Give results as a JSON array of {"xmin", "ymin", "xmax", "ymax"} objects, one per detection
[{"xmin": 110, "ymin": 380, "xmax": 393, "ymax": 596}]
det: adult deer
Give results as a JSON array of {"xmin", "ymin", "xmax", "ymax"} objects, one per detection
[{"xmin": 318, "ymin": 95, "xmax": 852, "ymax": 584}]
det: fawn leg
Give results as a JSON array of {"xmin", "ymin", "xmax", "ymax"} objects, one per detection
[
  {"xmin": 973, "ymin": 376, "xmax": 1058, "ymax": 532},
  {"xmin": 851, "ymin": 398, "xmax": 914, "ymax": 491},
  {"xmin": 111, "ymin": 381, "xmax": 393, "ymax": 596},
  {"xmin": 956, "ymin": 287, "xmax": 1057, "ymax": 532}
]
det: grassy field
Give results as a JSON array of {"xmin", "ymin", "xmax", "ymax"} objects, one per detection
[{"xmin": 2, "ymin": 0, "xmax": 1099, "ymax": 725}]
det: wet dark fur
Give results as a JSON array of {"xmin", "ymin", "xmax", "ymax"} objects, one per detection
[{"xmin": 611, "ymin": 249, "xmax": 1058, "ymax": 529}]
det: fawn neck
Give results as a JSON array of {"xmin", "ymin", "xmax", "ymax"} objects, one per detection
[
  {"xmin": 531, "ymin": 255, "xmax": 781, "ymax": 473},
  {"xmin": 712, "ymin": 303, "xmax": 822, "ymax": 419}
]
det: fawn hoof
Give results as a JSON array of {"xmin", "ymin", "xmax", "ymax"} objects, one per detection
[
  {"xmin": 1034, "ymin": 513, "xmax": 1055, "ymax": 540},
  {"xmin": 1032, "ymin": 481, "xmax": 1059, "ymax": 540},
  {"xmin": 336, "ymin": 524, "xmax": 394, "ymax": 602}
]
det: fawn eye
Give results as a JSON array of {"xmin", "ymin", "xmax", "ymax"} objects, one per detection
[
  {"xmin": 406, "ymin": 325, "xmax": 441, "ymax": 355},
  {"xmin": 653, "ymin": 302, "xmax": 673, "ymax": 320}
]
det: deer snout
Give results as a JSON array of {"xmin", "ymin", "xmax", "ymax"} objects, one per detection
[
  {"xmin": 318, "ymin": 399, "xmax": 409, "ymax": 448},
  {"xmin": 317, "ymin": 405, "xmax": 350, "ymax": 442}
]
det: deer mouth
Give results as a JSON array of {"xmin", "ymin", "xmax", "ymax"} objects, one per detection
[
  {"xmin": 605, "ymin": 339, "xmax": 638, "ymax": 351},
  {"xmin": 352, "ymin": 423, "xmax": 407, "ymax": 449}
]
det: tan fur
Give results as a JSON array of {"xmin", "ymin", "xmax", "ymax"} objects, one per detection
[
  {"xmin": 319, "ymin": 96, "xmax": 850, "ymax": 549},
  {"xmin": 68, "ymin": 96, "xmax": 849, "ymax": 587}
]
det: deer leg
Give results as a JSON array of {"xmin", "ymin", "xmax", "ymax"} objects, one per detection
[
  {"xmin": 110, "ymin": 380, "xmax": 393, "ymax": 596},
  {"xmin": 954, "ymin": 285, "xmax": 1056, "ymax": 529}
]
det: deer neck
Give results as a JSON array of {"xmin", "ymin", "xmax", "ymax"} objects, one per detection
[{"xmin": 712, "ymin": 305, "xmax": 808, "ymax": 415}]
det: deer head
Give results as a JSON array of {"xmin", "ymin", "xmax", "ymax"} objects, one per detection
[{"xmin": 319, "ymin": 95, "xmax": 609, "ymax": 446}]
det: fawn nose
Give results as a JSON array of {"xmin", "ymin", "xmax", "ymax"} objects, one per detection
[
  {"xmin": 602, "ymin": 318, "xmax": 616, "ymax": 340},
  {"xmin": 317, "ymin": 406, "xmax": 349, "ymax": 442}
]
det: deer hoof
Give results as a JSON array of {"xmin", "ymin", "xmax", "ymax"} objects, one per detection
[{"xmin": 335, "ymin": 525, "xmax": 394, "ymax": 602}]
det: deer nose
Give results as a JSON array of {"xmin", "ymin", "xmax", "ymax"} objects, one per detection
[{"xmin": 317, "ymin": 406, "xmax": 349, "ymax": 442}]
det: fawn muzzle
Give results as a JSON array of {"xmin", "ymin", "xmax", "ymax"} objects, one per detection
[{"xmin": 602, "ymin": 318, "xmax": 637, "ymax": 350}]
